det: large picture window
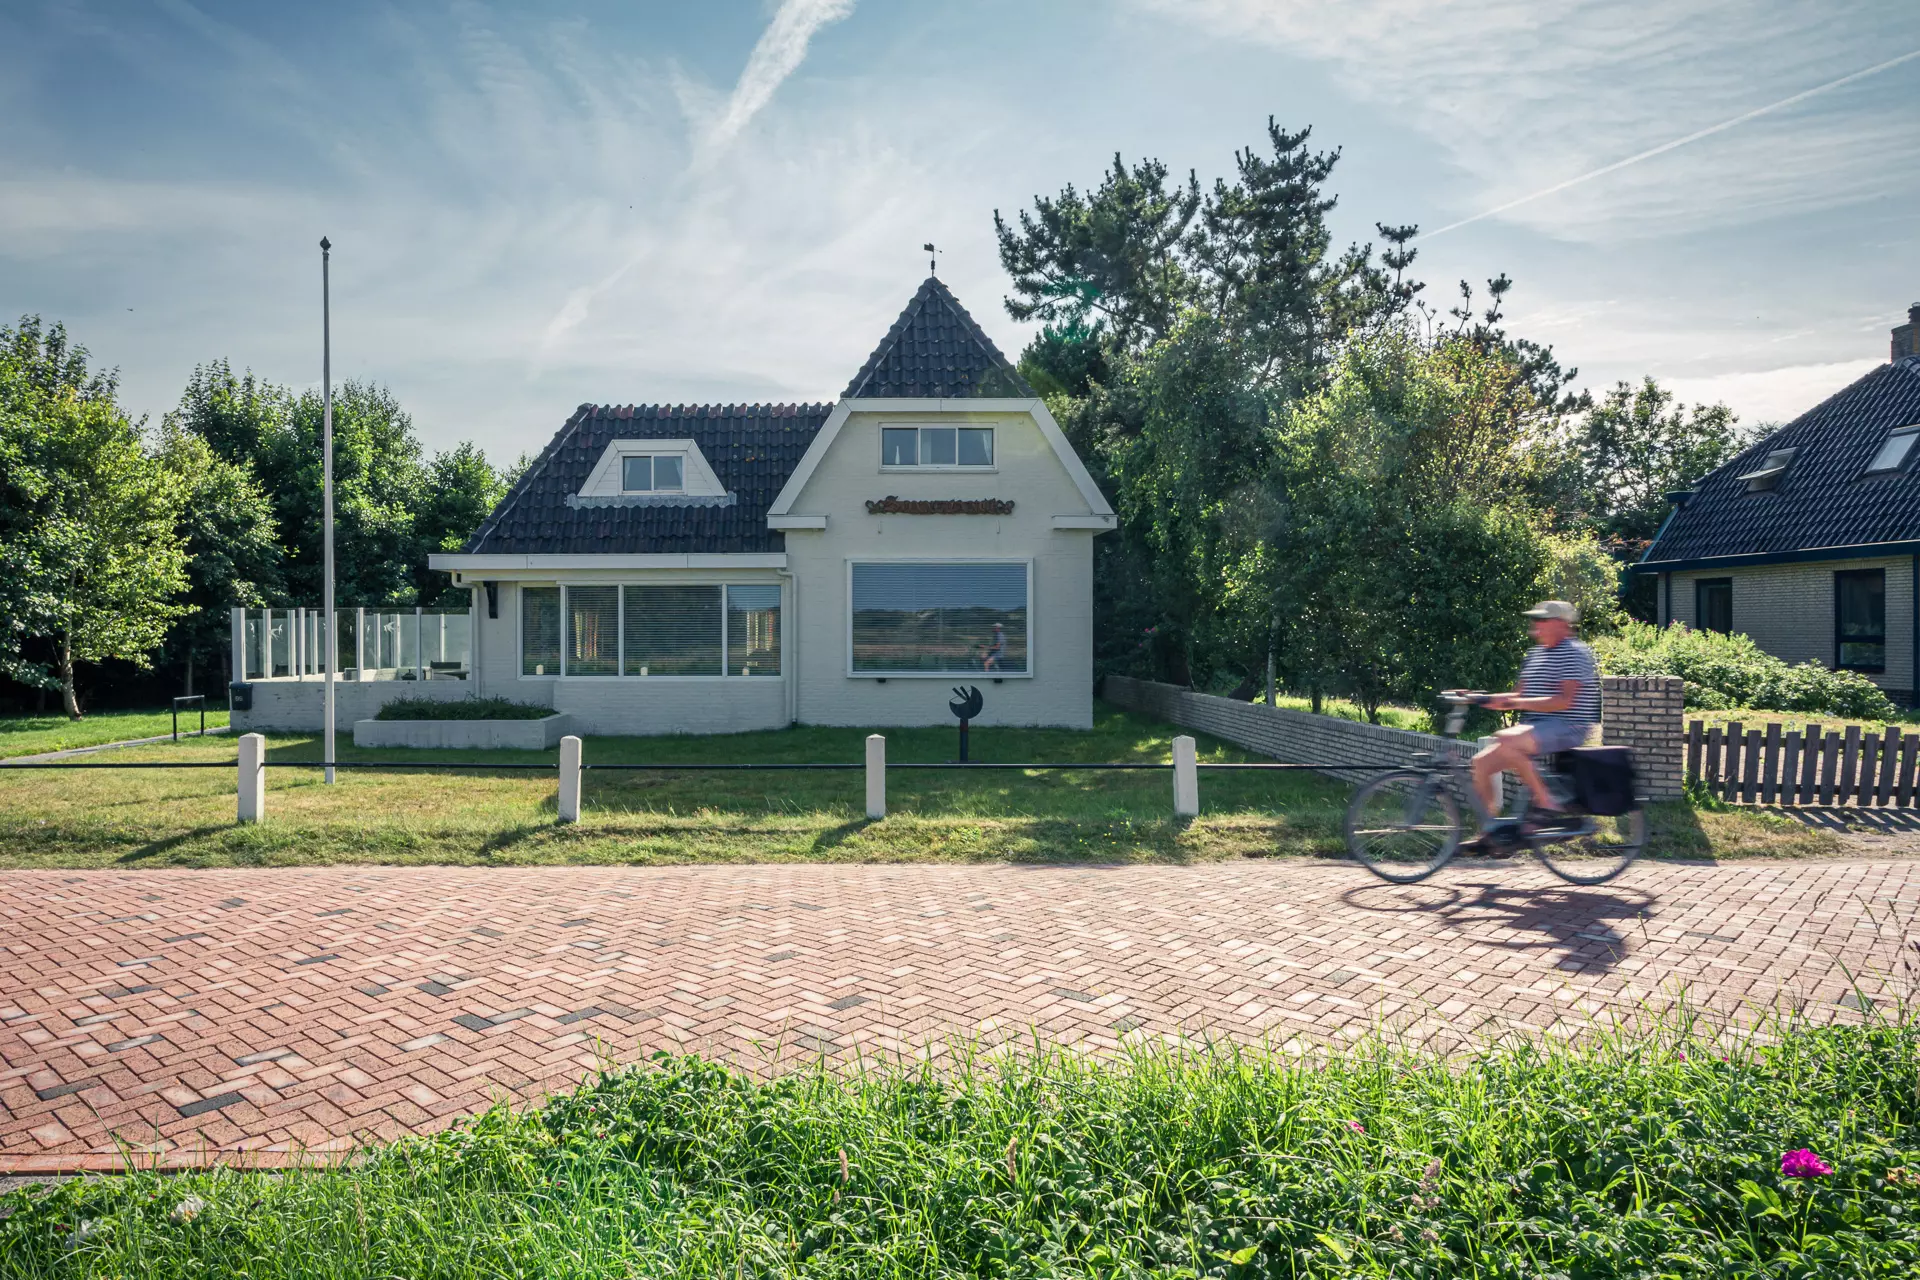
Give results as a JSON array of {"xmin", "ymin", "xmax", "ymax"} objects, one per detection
[
  {"xmin": 1695, "ymin": 579, "xmax": 1732, "ymax": 635},
  {"xmin": 1835, "ymin": 569, "xmax": 1886, "ymax": 672},
  {"xmin": 850, "ymin": 561, "xmax": 1028, "ymax": 675},
  {"xmin": 522, "ymin": 586, "xmax": 561, "ymax": 676},
  {"xmin": 624, "ymin": 586, "xmax": 721, "ymax": 675},
  {"xmin": 520, "ymin": 584, "xmax": 780, "ymax": 677}
]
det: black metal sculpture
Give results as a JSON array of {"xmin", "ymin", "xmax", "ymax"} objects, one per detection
[{"xmin": 949, "ymin": 685, "xmax": 983, "ymax": 762}]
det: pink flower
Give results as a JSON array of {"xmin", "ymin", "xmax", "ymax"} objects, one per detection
[
  {"xmin": 1781, "ymin": 1149, "xmax": 1833, "ymax": 1178},
  {"xmin": 1346, "ymin": 1120, "xmax": 1366, "ymax": 1134}
]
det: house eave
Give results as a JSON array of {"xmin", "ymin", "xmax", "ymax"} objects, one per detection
[
  {"xmin": 430, "ymin": 552, "xmax": 789, "ymax": 573},
  {"xmin": 1632, "ymin": 541, "xmax": 1920, "ymax": 573}
]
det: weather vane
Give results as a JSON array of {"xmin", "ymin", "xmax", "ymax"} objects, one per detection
[{"xmin": 923, "ymin": 242, "xmax": 940, "ymax": 275}]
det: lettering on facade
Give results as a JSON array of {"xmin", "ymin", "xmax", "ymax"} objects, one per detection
[{"xmin": 864, "ymin": 496, "xmax": 1015, "ymax": 515}]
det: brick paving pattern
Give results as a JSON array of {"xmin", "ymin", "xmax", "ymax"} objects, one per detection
[{"xmin": 3, "ymin": 860, "xmax": 1917, "ymax": 1172}]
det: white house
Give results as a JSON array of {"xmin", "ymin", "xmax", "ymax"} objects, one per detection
[{"xmin": 422, "ymin": 275, "xmax": 1116, "ymax": 734}]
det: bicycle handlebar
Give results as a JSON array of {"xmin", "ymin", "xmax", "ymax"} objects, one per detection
[{"xmin": 1438, "ymin": 690, "xmax": 1496, "ymax": 706}]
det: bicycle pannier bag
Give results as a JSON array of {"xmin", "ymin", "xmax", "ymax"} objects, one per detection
[{"xmin": 1565, "ymin": 747, "xmax": 1636, "ymax": 816}]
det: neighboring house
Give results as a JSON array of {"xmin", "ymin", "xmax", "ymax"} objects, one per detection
[
  {"xmin": 425, "ymin": 276, "xmax": 1116, "ymax": 733},
  {"xmin": 1637, "ymin": 306, "xmax": 1920, "ymax": 705}
]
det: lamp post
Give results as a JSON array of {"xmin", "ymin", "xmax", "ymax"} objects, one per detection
[{"xmin": 321, "ymin": 237, "xmax": 337, "ymax": 785}]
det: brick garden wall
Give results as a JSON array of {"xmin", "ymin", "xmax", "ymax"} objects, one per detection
[
  {"xmin": 1102, "ymin": 674, "xmax": 1684, "ymax": 800},
  {"xmin": 1599, "ymin": 676, "xmax": 1684, "ymax": 801}
]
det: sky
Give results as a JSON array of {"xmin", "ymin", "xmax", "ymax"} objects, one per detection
[{"xmin": 3, "ymin": 0, "xmax": 1918, "ymax": 465}]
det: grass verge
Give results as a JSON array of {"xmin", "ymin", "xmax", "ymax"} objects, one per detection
[
  {"xmin": 0, "ymin": 708, "xmax": 230, "ymax": 759},
  {"xmin": 1688, "ymin": 707, "xmax": 1920, "ymax": 739},
  {"xmin": 4, "ymin": 1017, "xmax": 1917, "ymax": 1277},
  {"xmin": 0, "ymin": 705, "xmax": 1837, "ymax": 869}
]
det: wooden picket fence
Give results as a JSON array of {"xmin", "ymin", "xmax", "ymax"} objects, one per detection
[{"xmin": 1687, "ymin": 720, "xmax": 1920, "ymax": 807}]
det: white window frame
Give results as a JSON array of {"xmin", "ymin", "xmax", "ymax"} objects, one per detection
[
  {"xmin": 878, "ymin": 423, "xmax": 997, "ymax": 473},
  {"xmin": 621, "ymin": 454, "xmax": 686, "ymax": 493},
  {"xmin": 518, "ymin": 582, "xmax": 783, "ymax": 680},
  {"xmin": 844, "ymin": 557, "xmax": 1034, "ymax": 679}
]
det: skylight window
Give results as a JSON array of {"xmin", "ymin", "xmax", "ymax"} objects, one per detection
[
  {"xmin": 1865, "ymin": 426, "xmax": 1920, "ymax": 475},
  {"xmin": 1735, "ymin": 447, "xmax": 1796, "ymax": 493}
]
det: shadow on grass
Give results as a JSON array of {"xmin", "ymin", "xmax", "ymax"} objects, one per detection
[
  {"xmin": 115, "ymin": 824, "xmax": 236, "ymax": 864},
  {"xmin": 810, "ymin": 819, "xmax": 874, "ymax": 854}
]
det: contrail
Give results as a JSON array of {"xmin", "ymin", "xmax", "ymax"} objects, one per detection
[
  {"xmin": 536, "ymin": 0, "xmax": 855, "ymax": 364},
  {"xmin": 706, "ymin": 0, "xmax": 855, "ymax": 154},
  {"xmin": 1421, "ymin": 46, "xmax": 1920, "ymax": 240}
]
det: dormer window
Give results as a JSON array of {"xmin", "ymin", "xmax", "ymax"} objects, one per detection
[
  {"xmin": 1736, "ymin": 447, "xmax": 1796, "ymax": 493},
  {"xmin": 571, "ymin": 438, "xmax": 728, "ymax": 506},
  {"xmin": 1865, "ymin": 426, "xmax": 1920, "ymax": 475},
  {"xmin": 622, "ymin": 454, "xmax": 684, "ymax": 492}
]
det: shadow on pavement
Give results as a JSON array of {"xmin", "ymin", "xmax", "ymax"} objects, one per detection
[{"xmin": 1340, "ymin": 876, "xmax": 1658, "ymax": 975}]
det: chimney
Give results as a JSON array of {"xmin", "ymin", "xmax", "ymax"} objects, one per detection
[{"xmin": 1896, "ymin": 304, "xmax": 1920, "ymax": 362}]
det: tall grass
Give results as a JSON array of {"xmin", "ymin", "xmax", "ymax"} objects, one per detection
[{"xmin": 7, "ymin": 1014, "xmax": 1916, "ymax": 1277}]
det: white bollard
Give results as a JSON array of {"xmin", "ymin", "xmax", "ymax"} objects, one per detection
[
  {"xmin": 1172, "ymin": 735, "xmax": 1199, "ymax": 817},
  {"xmin": 237, "ymin": 732, "xmax": 266, "ymax": 823},
  {"xmin": 865, "ymin": 734, "xmax": 886, "ymax": 820},
  {"xmin": 557, "ymin": 735, "xmax": 582, "ymax": 823}
]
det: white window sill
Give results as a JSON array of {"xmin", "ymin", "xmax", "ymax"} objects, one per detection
[
  {"xmin": 846, "ymin": 671, "xmax": 1032, "ymax": 680},
  {"xmin": 878, "ymin": 465, "xmax": 998, "ymax": 474}
]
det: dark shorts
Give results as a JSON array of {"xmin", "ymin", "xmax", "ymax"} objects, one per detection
[{"xmin": 1524, "ymin": 719, "xmax": 1594, "ymax": 754}]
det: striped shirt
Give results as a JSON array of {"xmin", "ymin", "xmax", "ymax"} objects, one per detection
[{"xmin": 1518, "ymin": 637, "xmax": 1601, "ymax": 728}]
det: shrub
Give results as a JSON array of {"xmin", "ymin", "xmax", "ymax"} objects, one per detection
[
  {"xmin": 373, "ymin": 696, "xmax": 552, "ymax": 721},
  {"xmin": 1593, "ymin": 621, "xmax": 1899, "ymax": 719}
]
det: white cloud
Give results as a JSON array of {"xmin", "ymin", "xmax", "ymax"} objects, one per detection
[
  {"xmin": 1663, "ymin": 359, "xmax": 1884, "ymax": 427},
  {"xmin": 1134, "ymin": 0, "xmax": 1920, "ymax": 242}
]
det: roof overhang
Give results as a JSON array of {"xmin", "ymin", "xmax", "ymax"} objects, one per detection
[
  {"xmin": 766, "ymin": 397, "xmax": 1116, "ymax": 522},
  {"xmin": 430, "ymin": 552, "xmax": 787, "ymax": 574},
  {"xmin": 1632, "ymin": 541, "xmax": 1920, "ymax": 574}
]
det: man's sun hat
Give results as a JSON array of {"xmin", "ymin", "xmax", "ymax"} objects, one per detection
[{"xmin": 1523, "ymin": 600, "xmax": 1578, "ymax": 623}]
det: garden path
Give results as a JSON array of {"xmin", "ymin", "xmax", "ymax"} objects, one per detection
[{"xmin": 3, "ymin": 858, "xmax": 1916, "ymax": 1172}]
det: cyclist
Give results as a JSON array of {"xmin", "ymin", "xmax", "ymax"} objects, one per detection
[{"xmin": 1469, "ymin": 600, "xmax": 1601, "ymax": 840}]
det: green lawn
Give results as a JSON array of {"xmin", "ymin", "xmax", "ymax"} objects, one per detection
[
  {"xmin": 5, "ymin": 1017, "xmax": 1916, "ymax": 1278},
  {"xmin": 1689, "ymin": 707, "xmax": 1920, "ymax": 739},
  {"xmin": 0, "ymin": 706, "xmax": 230, "ymax": 760},
  {"xmin": 0, "ymin": 704, "xmax": 1835, "ymax": 868}
]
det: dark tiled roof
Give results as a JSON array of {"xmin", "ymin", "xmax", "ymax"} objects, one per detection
[
  {"xmin": 843, "ymin": 275, "xmax": 1035, "ymax": 399},
  {"xmin": 1642, "ymin": 357, "xmax": 1920, "ymax": 567},
  {"xmin": 463, "ymin": 403, "xmax": 831, "ymax": 555}
]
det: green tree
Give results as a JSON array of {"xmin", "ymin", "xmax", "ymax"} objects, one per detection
[
  {"xmin": 155, "ymin": 425, "xmax": 283, "ymax": 695},
  {"xmin": 171, "ymin": 366, "xmax": 505, "ymax": 609},
  {"xmin": 1249, "ymin": 332, "xmax": 1605, "ymax": 720},
  {"xmin": 999, "ymin": 120, "xmax": 1425, "ymax": 686},
  {"xmin": 0, "ymin": 316, "xmax": 189, "ymax": 716},
  {"xmin": 1571, "ymin": 377, "xmax": 1750, "ymax": 548},
  {"xmin": 413, "ymin": 441, "xmax": 508, "ymax": 605}
]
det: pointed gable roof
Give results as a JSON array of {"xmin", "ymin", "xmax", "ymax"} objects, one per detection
[
  {"xmin": 842, "ymin": 275, "xmax": 1036, "ymax": 399},
  {"xmin": 1640, "ymin": 357, "xmax": 1920, "ymax": 569}
]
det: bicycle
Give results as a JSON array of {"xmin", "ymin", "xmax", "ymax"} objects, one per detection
[{"xmin": 1342, "ymin": 691, "xmax": 1646, "ymax": 885}]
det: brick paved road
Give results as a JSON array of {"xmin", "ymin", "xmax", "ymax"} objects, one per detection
[{"xmin": 4, "ymin": 860, "xmax": 1917, "ymax": 1172}]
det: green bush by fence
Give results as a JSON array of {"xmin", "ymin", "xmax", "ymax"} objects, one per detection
[{"xmin": 1595, "ymin": 621, "xmax": 1899, "ymax": 719}]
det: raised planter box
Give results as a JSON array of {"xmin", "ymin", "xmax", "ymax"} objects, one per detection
[{"xmin": 352, "ymin": 714, "xmax": 572, "ymax": 751}]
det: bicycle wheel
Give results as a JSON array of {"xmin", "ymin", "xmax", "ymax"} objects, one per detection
[
  {"xmin": 1344, "ymin": 770, "xmax": 1461, "ymax": 883},
  {"xmin": 1534, "ymin": 806, "xmax": 1646, "ymax": 885}
]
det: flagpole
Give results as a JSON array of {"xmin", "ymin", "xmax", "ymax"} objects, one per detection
[{"xmin": 320, "ymin": 237, "xmax": 337, "ymax": 786}]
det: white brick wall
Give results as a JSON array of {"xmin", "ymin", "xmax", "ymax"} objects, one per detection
[
  {"xmin": 1665, "ymin": 556, "xmax": 1915, "ymax": 698},
  {"xmin": 233, "ymin": 678, "xmax": 485, "ymax": 733}
]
